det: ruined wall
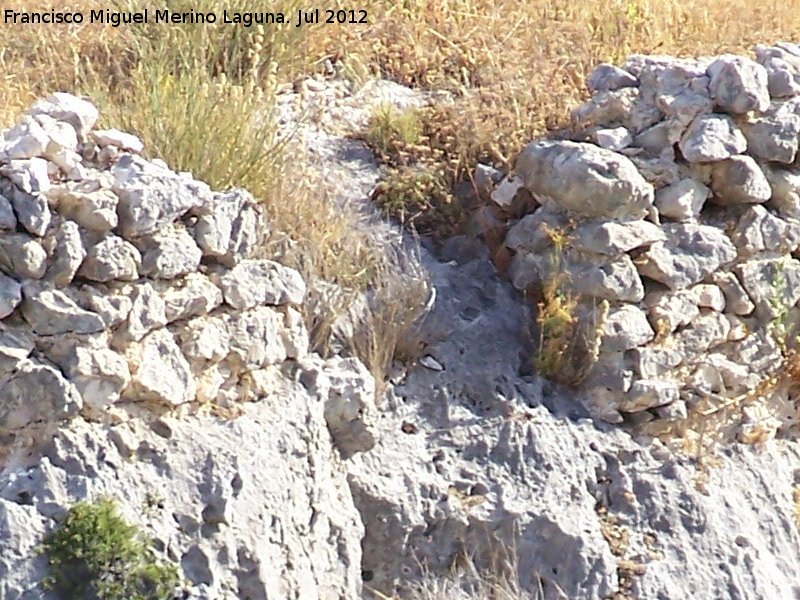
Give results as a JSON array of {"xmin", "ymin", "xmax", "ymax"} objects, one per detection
[{"xmin": 491, "ymin": 44, "xmax": 800, "ymax": 437}]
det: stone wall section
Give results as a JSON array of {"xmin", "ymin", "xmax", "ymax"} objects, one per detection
[{"xmin": 491, "ymin": 45, "xmax": 800, "ymax": 432}]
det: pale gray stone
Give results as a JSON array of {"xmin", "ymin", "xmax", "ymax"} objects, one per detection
[
  {"xmin": 690, "ymin": 284, "xmax": 726, "ymax": 312},
  {"xmin": 645, "ymin": 289, "xmax": 700, "ymax": 333},
  {"xmin": 26, "ymin": 92, "xmax": 99, "ymax": 139},
  {"xmin": 89, "ymin": 129, "xmax": 144, "ymax": 153},
  {"xmin": 162, "ymin": 273, "xmax": 223, "ymax": 323},
  {"xmin": 490, "ymin": 174, "xmax": 524, "ymax": 208},
  {"xmin": 53, "ymin": 187, "xmax": 119, "ymax": 232},
  {"xmin": 117, "ymin": 282, "xmax": 167, "ymax": 343},
  {"xmin": 0, "ymin": 194, "xmax": 15, "ymax": 230},
  {"xmin": 194, "ymin": 189, "xmax": 260, "ymax": 266},
  {"xmin": 595, "ymin": 127, "xmax": 633, "ymax": 151},
  {"xmin": 112, "ymin": 154, "xmax": 213, "ymax": 238},
  {"xmin": 755, "ymin": 44, "xmax": 800, "ymax": 97},
  {"xmin": 125, "ymin": 328, "xmax": 195, "ymax": 405},
  {"xmin": 711, "ymin": 272, "xmax": 755, "ymax": 316},
  {"xmin": 674, "ymin": 311, "xmax": 731, "ymax": 361},
  {"xmin": 299, "ymin": 354, "xmax": 376, "ymax": 459},
  {"xmin": 137, "ymin": 227, "xmax": 203, "ymax": 279},
  {"xmin": 5, "ymin": 186, "xmax": 50, "ymax": 237},
  {"xmin": 655, "ymin": 178, "xmax": 710, "ymax": 221},
  {"xmin": 1, "ymin": 158, "xmax": 50, "ymax": 196},
  {"xmin": 622, "ymin": 379, "xmax": 680, "ymax": 412},
  {"xmin": 566, "ymin": 253, "xmax": 644, "ymax": 302},
  {"xmin": 601, "ymin": 305, "xmax": 654, "ymax": 352},
  {"xmin": 41, "ymin": 337, "xmax": 130, "ymax": 414},
  {"xmin": 78, "ymin": 235, "xmax": 141, "ymax": 282},
  {"xmin": 679, "ymin": 114, "xmax": 746, "ymax": 163},
  {"xmin": 635, "ymin": 223, "xmax": 737, "ymax": 289},
  {"xmin": 731, "ymin": 205, "xmax": 800, "ymax": 256},
  {"xmin": 0, "ymin": 233, "xmax": 47, "ymax": 279},
  {"xmin": 571, "ymin": 88, "xmax": 640, "ymax": 128},
  {"xmin": 0, "ymin": 115, "xmax": 49, "ymax": 159},
  {"xmin": 586, "ymin": 63, "xmax": 639, "ymax": 92},
  {"xmin": 0, "ymin": 360, "xmax": 82, "ymax": 432},
  {"xmin": 571, "ymin": 220, "xmax": 665, "ymax": 255},
  {"xmin": 0, "ymin": 272, "xmax": 21, "ymax": 319},
  {"xmin": 82, "ymin": 286, "xmax": 133, "ymax": 328},
  {"xmin": 707, "ymin": 55, "xmax": 770, "ymax": 114},
  {"xmin": 628, "ymin": 347, "xmax": 683, "ymax": 379},
  {"xmin": 735, "ymin": 256, "xmax": 800, "ymax": 321},
  {"xmin": 504, "ymin": 206, "xmax": 569, "ymax": 253},
  {"xmin": 177, "ymin": 316, "xmax": 231, "ymax": 363},
  {"xmin": 738, "ymin": 113, "xmax": 800, "ymax": 164},
  {"xmin": 515, "ymin": 140, "xmax": 654, "ymax": 220},
  {"xmin": 227, "ymin": 307, "xmax": 288, "ymax": 369},
  {"xmin": 723, "ymin": 329, "xmax": 782, "ymax": 375},
  {"xmin": 19, "ymin": 283, "xmax": 104, "ymax": 335},
  {"xmin": 473, "ymin": 163, "xmax": 503, "ymax": 198},
  {"xmin": 45, "ymin": 220, "xmax": 85, "ymax": 287},
  {"xmin": 220, "ymin": 259, "xmax": 306, "ymax": 310}
]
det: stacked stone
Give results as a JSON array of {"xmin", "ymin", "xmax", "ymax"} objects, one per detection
[
  {"xmin": 0, "ymin": 93, "xmax": 309, "ymax": 437},
  {"xmin": 497, "ymin": 45, "xmax": 800, "ymax": 430}
]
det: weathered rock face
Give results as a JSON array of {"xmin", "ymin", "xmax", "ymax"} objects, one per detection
[
  {"xmin": 0, "ymin": 377, "xmax": 365, "ymax": 600},
  {"xmin": 488, "ymin": 44, "xmax": 800, "ymax": 430},
  {"xmin": 0, "ymin": 92, "xmax": 382, "ymax": 599}
]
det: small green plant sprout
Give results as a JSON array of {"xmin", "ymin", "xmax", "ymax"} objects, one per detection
[
  {"xmin": 768, "ymin": 261, "xmax": 794, "ymax": 350},
  {"xmin": 41, "ymin": 497, "xmax": 180, "ymax": 600}
]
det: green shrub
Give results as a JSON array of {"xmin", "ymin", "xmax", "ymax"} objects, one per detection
[{"xmin": 41, "ymin": 498, "xmax": 180, "ymax": 600}]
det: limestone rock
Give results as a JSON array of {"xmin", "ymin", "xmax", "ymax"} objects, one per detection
[
  {"xmin": 655, "ymin": 178, "xmax": 710, "ymax": 221},
  {"xmin": 628, "ymin": 347, "xmax": 683, "ymax": 379},
  {"xmin": 0, "ymin": 272, "xmax": 22, "ymax": 319},
  {"xmin": 707, "ymin": 55, "xmax": 770, "ymax": 114},
  {"xmin": 645, "ymin": 289, "xmax": 700, "ymax": 333},
  {"xmin": 78, "ymin": 235, "xmax": 141, "ymax": 282},
  {"xmin": 571, "ymin": 88, "xmax": 640, "ymax": 128},
  {"xmin": 116, "ymin": 282, "xmax": 167, "ymax": 343},
  {"xmin": 176, "ymin": 316, "xmax": 231, "ymax": 363},
  {"xmin": 194, "ymin": 189, "xmax": 260, "ymax": 266},
  {"xmin": 52, "ymin": 187, "xmax": 119, "ymax": 232},
  {"xmin": 20, "ymin": 283, "xmax": 104, "ymax": 335},
  {"xmin": 45, "ymin": 219, "xmax": 86, "ymax": 287},
  {"xmin": 0, "ymin": 360, "xmax": 83, "ymax": 432},
  {"xmin": 125, "ymin": 328, "xmax": 195, "ymax": 405},
  {"xmin": 710, "ymin": 156, "xmax": 773, "ymax": 206},
  {"xmin": 735, "ymin": 256, "xmax": 800, "ymax": 320},
  {"xmin": 1, "ymin": 158, "xmax": 50, "ymax": 195},
  {"xmin": 112, "ymin": 154, "xmax": 213, "ymax": 238},
  {"xmin": 220, "ymin": 259, "xmax": 305, "ymax": 310},
  {"xmin": 711, "ymin": 271, "xmax": 755, "ymax": 315},
  {"xmin": 738, "ymin": 113, "xmax": 800, "ymax": 164},
  {"xmin": 515, "ymin": 140, "xmax": 654, "ymax": 220},
  {"xmin": 595, "ymin": 127, "xmax": 633, "ymax": 151},
  {"xmin": 137, "ymin": 227, "xmax": 203, "ymax": 279},
  {"xmin": 586, "ymin": 63, "xmax": 639, "ymax": 92},
  {"xmin": 0, "ymin": 115, "xmax": 50, "ymax": 160},
  {"xmin": 0, "ymin": 194, "xmax": 16, "ymax": 230},
  {"xmin": 162, "ymin": 273, "xmax": 223, "ymax": 323},
  {"xmin": 731, "ymin": 204, "xmax": 800, "ymax": 256},
  {"xmin": 26, "ymin": 92, "xmax": 99, "ymax": 139},
  {"xmin": 571, "ymin": 220, "xmax": 665, "ymax": 255},
  {"xmin": 89, "ymin": 129, "xmax": 144, "ymax": 153},
  {"xmin": 41, "ymin": 337, "xmax": 131, "ymax": 414},
  {"xmin": 755, "ymin": 43, "xmax": 800, "ymax": 97},
  {"xmin": 679, "ymin": 114, "xmax": 747, "ymax": 162},
  {"xmin": 601, "ymin": 305, "xmax": 655, "ymax": 352},
  {"xmin": 635, "ymin": 223, "xmax": 737, "ymax": 289}
]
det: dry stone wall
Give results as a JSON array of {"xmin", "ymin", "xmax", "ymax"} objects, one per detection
[
  {"xmin": 0, "ymin": 93, "xmax": 375, "ymax": 458},
  {"xmin": 492, "ymin": 44, "xmax": 800, "ymax": 436}
]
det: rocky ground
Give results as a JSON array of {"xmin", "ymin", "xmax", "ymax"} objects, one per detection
[{"xmin": 3, "ymin": 45, "xmax": 800, "ymax": 600}]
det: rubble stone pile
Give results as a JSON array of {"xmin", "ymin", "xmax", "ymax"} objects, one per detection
[
  {"xmin": 0, "ymin": 93, "xmax": 375, "ymax": 457},
  {"xmin": 491, "ymin": 44, "xmax": 800, "ymax": 434}
]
